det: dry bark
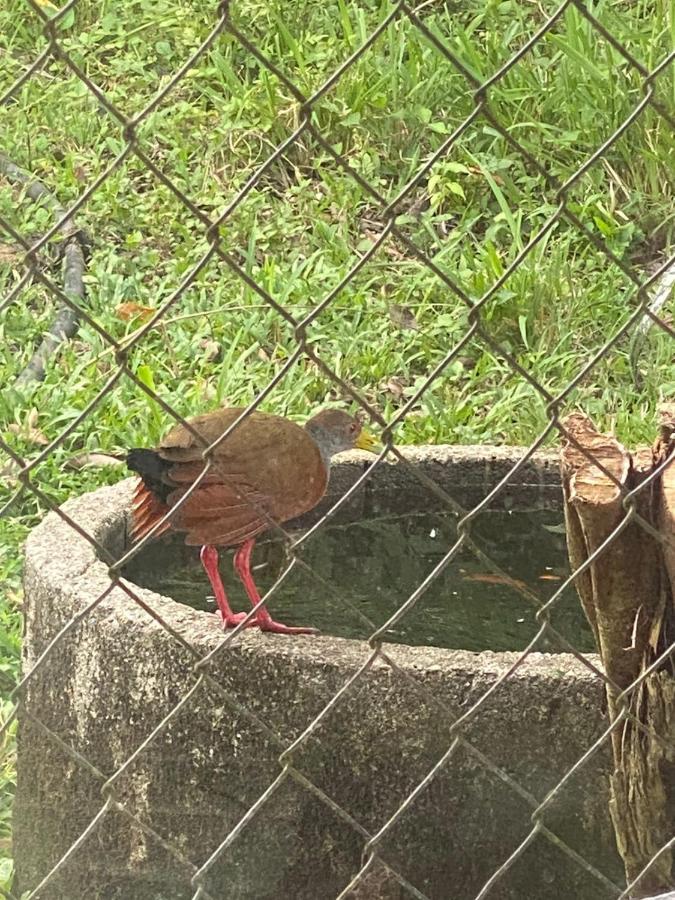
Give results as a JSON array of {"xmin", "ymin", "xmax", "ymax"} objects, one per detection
[{"xmin": 561, "ymin": 405, "xmax": 675, "ymax": 898}]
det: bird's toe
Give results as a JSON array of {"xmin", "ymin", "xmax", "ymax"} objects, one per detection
[{"xmin": 219, "ymin": 611, "xmax": 258, "ymax": 629}]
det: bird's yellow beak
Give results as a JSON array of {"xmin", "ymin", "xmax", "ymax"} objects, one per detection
[{"xmin": 355, "ymin": 429, "xmax": 379, "ymax": 453}]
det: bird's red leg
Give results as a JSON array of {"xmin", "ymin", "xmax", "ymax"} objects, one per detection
[
  {"xmin": 200, "ymin": 545, "xmax": 256, "ymax": 630},
  {"xmin": 233, "ymin": 538, "xmax": 318, "ymax": 635}
]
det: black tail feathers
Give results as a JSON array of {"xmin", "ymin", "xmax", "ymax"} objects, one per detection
[{"xmin": 126, "ymin": 448, "xmax": 171, "ymax": 501}]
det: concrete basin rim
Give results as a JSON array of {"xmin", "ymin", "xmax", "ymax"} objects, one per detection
[{"xmin": 23, "ymin": 446, "xmax": 597, "ymax": 679}]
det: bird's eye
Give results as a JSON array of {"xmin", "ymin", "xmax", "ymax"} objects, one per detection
[{"xmin": 350, "ymin": 422, "xmax": 359, "ymax": 433}]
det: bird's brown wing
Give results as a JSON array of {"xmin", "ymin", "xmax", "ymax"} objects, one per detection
[
  {"xmin": 158, "ymin": 409, "xmax": 272, "ymax": 461},
  {"xmin": 160, "ymin": 407, "xmax": 328, "ymax": 522},
  {"xmin": 168, "ymin": 480, "xmax": 271, "ymax": 547},
  {"xmin": 159, "ymin": 435, "xmax": 274, "ymax": 547},
  {"xmin": 134, "ymin": 407, "xmax": 328, "ymax": 547},
  {"xmin": 130, "ymin": 474, "xmax": 269, "ymax": 546}
]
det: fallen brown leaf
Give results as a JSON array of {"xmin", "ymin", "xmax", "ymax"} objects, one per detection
[
  {"xmin": 405, "ymin": 193, "xmax": 430, "ymax": 219},
  {"xmin": 5, "ymin": 588, "xmax": 23, "ymax": 607},
  {"xmin": 458, "ymin": 355, "xmax": 478, "ymax": 370},
  {"xmin": 8, "ymin": 408, "xmax": 48, "ymax": 446},
  {"xmin": 115, "ymin": 302, "xmax": 155, "ymax": 322},
  {"xmin": 538, "ymin": 573, "xmax": 562, "ymax": 581},
  {"xmin": 384, "ymin": 376, "xmax": 406, "ymax": 400},
  {"xmin": 65, "ymin": 452, "xmax": 125, "ymax": 470},
  {"xmin": 463, "ymin": 573, "xmax": 529, "ymax": 593},
  {"xmin": 0, "ymin": 243, "xmax": 21, "ymax": 264},
  {"xmin": 200, "ymin": 339, "xmax": 221, "ymax": 363},
  {"xmin": 201, "ymin": 379, "xmax": 217, "ymax": 403},
  {"xmin": 467, "ymin": 165, "xmax": 504, "ymax": 186},
  {"xmin": 388, "ymin": 303, "xmax": 419, "ymax": 331},
  {"xmin": 0, "ymin": 458, "xmax": 20, "ymax": 485}
]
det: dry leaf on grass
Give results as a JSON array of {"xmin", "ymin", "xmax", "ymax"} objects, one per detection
[
  {"xmin": 388, "ymin": 303, "xmax": 419, "ymax": 331},
  {"xmin": 383, "ymin": 376, "xmax": 407, "ymax": 399},
  {"xmin": 0, "ymin": 458, "xmax": 20, "ymax": 485},
  {"xmin": 7, "ymin": 408, "xmax": 48, "ymax": 446},
  {"xmin": 0, "ymin": 243, "xmax": 21, "ymax": 264},
  {"xmin": 467, "ymin": 165, "xmax": 504, "ymax": 186},
  {"xmin": 4, "ymin": 588, "xmax": 23, "ymax": 607},
  {"xmin": 65, "ymin": 453, "xmax": 125, "ymax": 470},
  {"xmin": 115, "ymin": 302, "xmax": 155, "ymax": 322},
  {"xmin": 199, "ymin": 339, "xmax": 221, "ymax": 363}
]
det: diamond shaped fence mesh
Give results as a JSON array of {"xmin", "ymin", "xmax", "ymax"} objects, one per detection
[{"xmin": 0, "ymin": 0, "xmax": 674, "ymax": 898}]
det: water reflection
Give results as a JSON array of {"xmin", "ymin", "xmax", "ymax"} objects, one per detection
[{"xmin": 123, "ymin": 509, "xmax": 594, "ymax": 654}]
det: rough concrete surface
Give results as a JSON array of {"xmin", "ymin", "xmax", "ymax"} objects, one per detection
[{"xmin": 16, "ymin": 449, "xmax": 622, "ymax": 899}]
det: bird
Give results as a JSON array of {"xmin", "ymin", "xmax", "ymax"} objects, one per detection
[{"xmin": 126, "ymin": 406, "xmax": 377, "ymax": 635}]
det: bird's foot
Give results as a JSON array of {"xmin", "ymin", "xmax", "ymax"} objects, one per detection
[
  {"xmin": 255, "ymin": 616, "xmax": 319, "ymax": 636},
  {"xmin": 218, "ymin": 611, "xmax": 259, "ymax": 630}
]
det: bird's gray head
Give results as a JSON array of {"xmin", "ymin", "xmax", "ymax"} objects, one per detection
[{"xmin": 304, "ymin": 409, "xmax": 376, "ymax": 464}]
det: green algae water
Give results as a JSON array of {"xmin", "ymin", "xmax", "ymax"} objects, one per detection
[{"xmin": 123, "ymin": 509, "xmax": 594, "ymax": 654}]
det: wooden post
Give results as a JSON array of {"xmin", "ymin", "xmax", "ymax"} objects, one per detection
[{"xmin": 561, "ymin": 405, "xmax": 675, "ymax": 897}]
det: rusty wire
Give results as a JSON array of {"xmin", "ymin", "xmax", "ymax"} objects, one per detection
[{"xmin": 1, "ymin": 0, "xmax": 674, "ymax": 898}]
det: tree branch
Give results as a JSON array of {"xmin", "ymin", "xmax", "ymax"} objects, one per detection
[{"xmin": 0, "ymin": 151, "xmax": 87, "ymax": 387}]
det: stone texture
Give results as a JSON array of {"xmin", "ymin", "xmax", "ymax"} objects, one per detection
[
  {"xmin": 294, "ymin": 445, "xmax": 562, "ymax": 528},
  {"xmin": 16, "ymin": 449, "xmax": 622, "ymax": 899}
]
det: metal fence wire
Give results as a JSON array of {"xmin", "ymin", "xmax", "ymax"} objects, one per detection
[{"xmin": 0, "ymin": 0, "xmax": 674, "ymax": 898}]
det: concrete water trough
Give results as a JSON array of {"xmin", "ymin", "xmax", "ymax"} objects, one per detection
[{"xmin": 16, "ymin": 447, "xmax": 623, "ymax": 899}]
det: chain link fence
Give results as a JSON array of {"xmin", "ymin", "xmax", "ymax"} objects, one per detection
[{"xmin": 1, "ymin": 0, "xmax": 674, "ymax": 897}]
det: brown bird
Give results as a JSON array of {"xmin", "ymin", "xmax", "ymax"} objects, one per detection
[{"xmin": 126, "ymin": 407, "xmax": 376, "ymax": 634}]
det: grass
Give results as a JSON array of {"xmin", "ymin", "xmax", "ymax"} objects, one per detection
[{"xmin": 0, "ymin": 0, "xmax": 673, "ymax": 890}]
